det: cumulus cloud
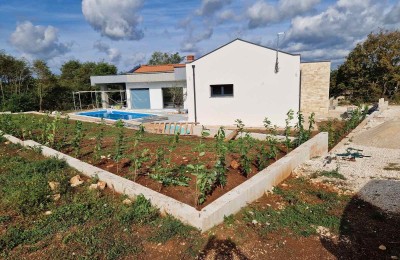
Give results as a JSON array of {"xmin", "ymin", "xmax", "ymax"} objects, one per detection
[
  {"xmin": 123, "ymin": 52, "xmax": 146, "ymax": 70},
  {"xmin": 9, "ymin": 21, "xmax": 71, "ymax": 60},
  {"xmin": 179, "ymin": 0, "xmax": 234, "ymax": 54},
  {"xmin": 93, "ymin": 40, "xmax": 121, "ymax": 63},
  {"xmin": 82, "ymin": 0, "xmax": 144, "ymax": 41},
  {"xmin": 196, "ymin": 0, "xmax": 232, "ymax": 16},
  {"xmin": 180, "ymin": 27, "xmax": 214, "ymax": 53},
  {"xmin": 284, "ymin": 0, "xmax": 383, "ymax": 50},
  {"xmin": 247, "ymin": 0, "xmax": 319, "ymax": 28},
  {"xmin": 217, "ymin": 9, "xmax": 236, "ymax": 22},
  {"xmin": 280, "ymin": 0, "xmax": 400, "ymax": 66}
]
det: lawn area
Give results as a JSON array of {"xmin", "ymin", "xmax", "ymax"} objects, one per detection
[{"xmin": 1, "ymin": 140, "xmax": 398, "ymax": 259}]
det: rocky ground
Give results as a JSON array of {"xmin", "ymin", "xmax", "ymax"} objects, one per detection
[{"xmin": 294, "ymin": 106, "xmax": 400, "ymax": 214}]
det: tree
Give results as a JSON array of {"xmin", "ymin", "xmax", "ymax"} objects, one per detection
[
  {"xmin": 59, "ymin": 60, "xmax": 117, "ymax": 91},
  {"xmin": 332, "ymin": 30, "xmax": 400, "ymax": 102},
  {"xmin": 32, "ymin": 60, "xmax": 56, "ymax": 111},
  {"xmin": 147, "ymin": 52, "xmax": 183, "ymax": 65}
]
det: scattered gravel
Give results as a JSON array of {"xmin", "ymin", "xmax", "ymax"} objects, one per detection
[{"xmin": 294, "ymin": 106, "xmax": 400, "ymax": 214}]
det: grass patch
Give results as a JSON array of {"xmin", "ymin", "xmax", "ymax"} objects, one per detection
[
  {"xmin": 116, "ymin": 195, "xmax": 159, "ymax": 226},
  {"xmin": 223, "ymin": 214, "xmax": 235, "ymax": 226},
  {"xmin": 61, "ymin": 222, "xmax": 142, "ymax": 259},
  {"xmin": 311, "ymin": 168, "xmax": 346, "ymax": 180},
  {"xmin": 148, "ymin": 215, "xmax": 194, "ymax": 243},
  {"xmin": 0, "ymin": 143, "xmax": 200, "ymax": 258},
  {"xmin": 244, "ymin": 178, "xmax": 349, "ymax": 238}
]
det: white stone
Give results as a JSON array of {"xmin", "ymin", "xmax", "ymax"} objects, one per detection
[
  {"xmin": 70, "ymin": 175, "xmax": 83, "ymax": 187},
  {"xmin": 122, "ymin": 198, "xmax": 133, "ymax": 205},
  {"xmin": 48, "ymin": 181, "xmax": 60, "ymax": 191}
]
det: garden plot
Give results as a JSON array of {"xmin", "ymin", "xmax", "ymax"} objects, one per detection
[
  {"xmin": 0, "ymin": 112, "xmax": 317, "ymax": 208},
  {"xmin": 0, "ymin": 109, "xmax": 368, "ymax": 230}
]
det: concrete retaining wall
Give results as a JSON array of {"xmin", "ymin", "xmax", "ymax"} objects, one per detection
[{"xmin": 4, "ymin": 132, "xmax": 328, "ymax": 232}]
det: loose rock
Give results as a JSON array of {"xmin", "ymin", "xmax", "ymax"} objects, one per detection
[
  {"xmin": 48, "ymin": 181, "xmax": 60, "ymax": 191},
  {"xmin": 89, "ymin": 183, "xmax": 98, "ymax": 190},
  {"xmin": 230, "ymin": 160, "xmax": 240, "ymax": 169},
  {"xmin": 97, "ymin": 181, "xmax": 107, "ymax": 190},
  {"xmin": 70, "ymin": 175, "xmax": 84, "ymax": 187},
  {"xmin": 53, "ymin": 194, "xmax": 61, "ymax": 201},
  {"xmin": 122, "ymin": 198, "xmax": 133, "ymax": 205}
]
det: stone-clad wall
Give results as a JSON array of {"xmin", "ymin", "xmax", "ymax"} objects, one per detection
[{"xmin": 300, "ymin": 62, "xmax": 331, "ymax": 116}]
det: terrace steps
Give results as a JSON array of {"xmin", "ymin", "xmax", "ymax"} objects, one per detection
[{"xmin": 144, "ymin": 122, "xmax": 196, "ymax": 135}]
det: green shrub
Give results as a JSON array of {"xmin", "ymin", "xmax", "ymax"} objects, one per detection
[
  {"xmin": 117, "ymin": 195, "xmax": 159, "ymax": 225},
  {"xmin": 1, "ymin": 93, "xmax": 38, "ymax": 112}
]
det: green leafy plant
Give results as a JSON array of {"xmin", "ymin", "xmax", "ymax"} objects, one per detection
[
  {"xmin": 71, "ymin": 120, "xmax": 83, "ymax": 158},
  {"xmin": 93, "ymin": 118, "xmax": 105, "ymax": 161},
  {"xmin": 189, "ymin": 127, "xmax": 215, "ymax": 205},
  {"xmin": 150, "ymin": 172, "xmax": 190, "ymax": 187},
  {"xmin": 235, "ymin": 119, "xmax": 252, "ymax": 177},
  {"xmin": 58, "ymin": 115, "xmax": 70, "ymax": 149},
  {"xmin": 130, "ymin": 148, "xmax": 150, "ymax": 182},
  {"xmin": 114, "ymin": 120, "xmax": 125, "ymax": 172},
  {"xmin": 213, "ymin": 127, "xmax": 228, "ymax": 187},
  {"xmin": 47, "ymin": 114, "xmax": 60, "ymax": 148},
  {"xmin": 257, "ymin": 117, "xmax": 279, "ymax": 170},
  {"xmin": 284, "ymin": 109, "xmax": 294, "ymax": 153}
]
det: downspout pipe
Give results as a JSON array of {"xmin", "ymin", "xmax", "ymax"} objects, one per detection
[{"xmin": 192, "ymin": 65, "xmax": 197, "ymax": 123}]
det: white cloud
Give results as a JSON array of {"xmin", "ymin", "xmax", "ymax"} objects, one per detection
[
  {"xmin": 284, "ymin": 0, "xmax": 383, "ymax": 50},
  {"xmin": 93, "ymin": 40, "xmax": 121, "ymax": 63},
  {"xmin": 9, "ymin": 21, "xmax": 71, "ymax": 60},
  {"xmin": 247, "ymin": 0, "xmax": 320, "ymax": 28},
  {"xmin": 196, "ymin": 0, "xmax": 232, "ymax": 16},
  {"xmin": 279, "ymin": 0, "xmax": 320, "ymax": 18},
  {"xmin": 281, "ymin": 0, "xmax": 399, "ymax": 65},
  {"xmin": 123, "ymin": 52, "xmax": 146, "ymax": 71},
  {"xmin": 217, "ymin": 9, "xmax": 236, "ymax": 22},
  {"xmin": 82, "ymin": 0, "xmax": 144, "ymax": 41},
  {"xmin": 180, "ymin": 27, "xmax": 214, "ymax": 53}
]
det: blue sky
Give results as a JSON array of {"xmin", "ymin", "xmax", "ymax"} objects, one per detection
[{"xmin": 1, "ymin": 0, "xmax": 399, "ymax": 73}]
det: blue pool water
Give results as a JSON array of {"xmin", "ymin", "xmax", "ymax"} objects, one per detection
[{"xmin": 77, "ymin": 110, "xmax": 153, "ymax": 120}]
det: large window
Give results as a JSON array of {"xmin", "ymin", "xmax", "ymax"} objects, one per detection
[{"xmin": 210, "ymin": 84, "xmax": 234, "ymax": 97}]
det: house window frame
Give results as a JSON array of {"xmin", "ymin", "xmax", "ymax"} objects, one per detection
[{"xmin": 210, "ymin": 84, "xmax": 234, "ymax": 98}]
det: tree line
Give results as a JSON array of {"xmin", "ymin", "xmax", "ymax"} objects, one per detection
[
  {"xmin": 0, "ymin": 52, "xmax": 117, "ymax": 112},
  {"xmin": 0, "ymin": 51, "xmax": 184, "ymax": 112}
]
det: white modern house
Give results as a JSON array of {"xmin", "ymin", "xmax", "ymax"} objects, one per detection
[
  {"xmin": 186, "ymin": 39, "xmax": 301, "ymax": 126},
  {"xmin": 90, "ymin": 39, "xmax": 330, "ymax": 127}
]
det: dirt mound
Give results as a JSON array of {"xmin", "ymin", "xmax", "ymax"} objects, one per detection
[{"xmin": 352, "ymin": 120, "xmax": 400, "ymax": 149}]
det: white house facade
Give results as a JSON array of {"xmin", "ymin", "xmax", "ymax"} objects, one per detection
[{"xmin": 186, "ymin": 39, "xmax": 301, "ymax": 127}]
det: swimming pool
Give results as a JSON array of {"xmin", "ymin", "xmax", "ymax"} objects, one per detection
[{"xmin": 77, "ymin": 110, "xmax": 153, "ymax": 121}]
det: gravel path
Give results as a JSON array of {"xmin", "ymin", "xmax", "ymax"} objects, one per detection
[{"xmin": 294, "ymin": 106, "xmax": 400, "ymax": 214}]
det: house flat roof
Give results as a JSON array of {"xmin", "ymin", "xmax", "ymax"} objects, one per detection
[{"xmin": 131, "ymin": 64, "xmax": 185, "ymax": 74}]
